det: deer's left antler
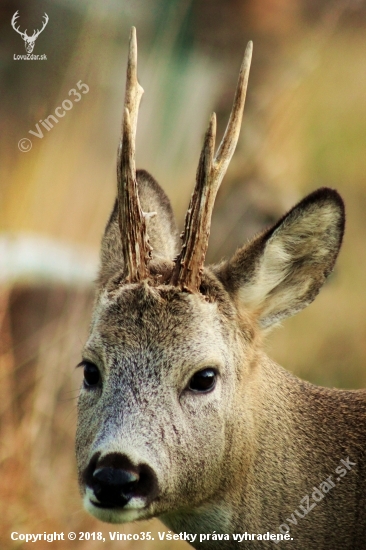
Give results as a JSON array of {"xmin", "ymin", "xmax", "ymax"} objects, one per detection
[
  {"xmin": 32, "ymin": 13, "xmax": 49, "ymax": 39},
  {"xmin": 171, "ymin": 41, "xmax": 253, "ymax": 292}
]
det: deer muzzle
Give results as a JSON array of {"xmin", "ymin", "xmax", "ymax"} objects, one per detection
[{"xmin": 84, "ymin": 452, "xmax": 159, "ymax": 510}]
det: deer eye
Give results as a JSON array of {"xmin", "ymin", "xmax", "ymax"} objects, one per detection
[
  {"xmin": 188, "ymin": 368, "xmax": 217, "ymax": 393},
  {"xmin": 82, "ymin": 361, "xmax": 100, "ymax": 388}
]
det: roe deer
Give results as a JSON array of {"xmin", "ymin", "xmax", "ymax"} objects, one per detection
[{"xmin": 76, "ymin": 28, "xmax": 366, "ymax": 549}]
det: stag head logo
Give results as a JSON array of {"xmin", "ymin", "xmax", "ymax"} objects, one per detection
[{"xmin": 11, "ymin": 10, "xmax": 49, "ymax": 54}]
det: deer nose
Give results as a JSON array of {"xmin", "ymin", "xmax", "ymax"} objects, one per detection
[
  {"xmin": 92, "ymin": 467, "xmax": 139, "ymax": 507},
  {"xmin": 85, "ymin": 452, "xmax": 158, "ymax": 509}
]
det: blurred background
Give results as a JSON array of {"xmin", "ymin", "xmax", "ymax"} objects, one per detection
[{"xmin": 1, "ymin": 0, "xmax": 366, "ymax": 547}]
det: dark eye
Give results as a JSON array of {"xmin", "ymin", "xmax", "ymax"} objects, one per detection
[
  {"xmin": 82, "ymin": 361, "xmax": 100, "ymax": 388},
  {"xmin": 188, "ymin": 368, "xmax": 217, "ymax": 393}
]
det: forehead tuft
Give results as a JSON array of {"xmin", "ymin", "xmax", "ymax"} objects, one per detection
[
  {"xmin": 113, "ymin": 282, "xmax": 193, "ymax": 313},
  {"xmin": 103, "ymin": 282, "xmax": 207, "ymax": 327},
  {"xmin": 90, "ymin": 282, "xmax": 221, "ymax": 355},
  {"xmin": 101, "ymin": 266, "xmax": 236, "ymax": 316},
  {"xmin": 94, "ymin": 273, "xmax": 235, "ymax": 335}
]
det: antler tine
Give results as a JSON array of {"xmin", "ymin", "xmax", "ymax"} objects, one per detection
[
  {"xmin": 171, "ymin": 114, "xmax": 216, "ymax": 290},
  {"xmin": 124, "ymin": 27, "xmax": 143, "ymax": 142},
  {"xmin": 33, "ymin": 13, "xmax": 49, "ymax": 39},
  {"xmin": 214, "ymin": 41, "xmax": 253, "ymax": 183},
  {"xmin": 11, "ymin": 10, "xmax": 19, "ymax": 26},
  {"xmin": 11, "ymin": 11, "xmax": 26, "ymax": 38},
  {"xmin": 171, "ymin": 41, "xmax": 253, "ymax": 292},
  {"xmin": 117, "ymin": 27, "xmax": 151, "ymax": 283}
]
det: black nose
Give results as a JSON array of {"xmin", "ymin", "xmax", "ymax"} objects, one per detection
[
  {"xmin": 85, "ymin": 452, "xmax": 158, "ymax": 508},
  {"xmin": 92, "ymin": 467, "xmax": 139, "ymax": 507}
]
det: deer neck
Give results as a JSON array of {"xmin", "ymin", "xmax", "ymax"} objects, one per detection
[{"xmin": 162, "ymin": 355, "xmax": 366, "ymax": 547}]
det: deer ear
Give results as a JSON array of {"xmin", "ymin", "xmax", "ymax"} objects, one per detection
[{"xmin": 216, "ymin": 188, "xmax": 345, "ymax": 328}]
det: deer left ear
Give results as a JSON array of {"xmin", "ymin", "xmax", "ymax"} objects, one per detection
[{"xmin": 215, "ymin": 188, "xmax": 345, "ymax": 328}]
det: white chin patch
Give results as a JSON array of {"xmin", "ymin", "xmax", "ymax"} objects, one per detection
[{"xmin": 83, "ymin": 489, "xmax": 146, "ymax": 524}]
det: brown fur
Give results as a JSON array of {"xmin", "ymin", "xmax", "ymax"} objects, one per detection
[{"xmin": 76, "ymin": 170, "xmax": 366, "ymax": 548}]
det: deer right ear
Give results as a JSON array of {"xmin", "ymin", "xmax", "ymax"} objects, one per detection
[{"xmin": 215, "ymin": 188, "xmax": 345, "ymax": 329}]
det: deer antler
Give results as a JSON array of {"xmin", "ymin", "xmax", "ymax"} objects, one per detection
[
  {"xmin": 171, "ymin": 41, "xmax": 253, "ymax": 292},
  {"xmin": 117, "ymin": 27, "xmax": 152, "ymax": 282},
  {"xmin": 32, "ymin": 13, "xmax": 49, "ymax": 40},
  {"xmin": 11, "ymin": 11, "xmax": 49, "ymax": 41},
  {"xmin": 11, "ymin": 11, "xmax": 26, "ymax": 39}
]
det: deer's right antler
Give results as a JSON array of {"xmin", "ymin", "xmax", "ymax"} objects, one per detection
[
  {"xmin": 171, "ymin": 41, "xmax": 253, "ymax": 292},
  {"xmin": 11, "ymin": 11, "xmax": 26, "ymax": 39},
  {"xmin": 117, "ymin": 27, "xmax": 152, "ymax": 283}
]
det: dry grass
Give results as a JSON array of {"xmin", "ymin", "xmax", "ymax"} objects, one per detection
[{"xmin": 266, "ymin": 30, "xmax": 366, "ymax": 388}]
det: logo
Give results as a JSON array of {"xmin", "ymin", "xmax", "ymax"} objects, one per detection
[{"xmin": 11, "ymin": 10, "xmax": 48, "ymax": 54}]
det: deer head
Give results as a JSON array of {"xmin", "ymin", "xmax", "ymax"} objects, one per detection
[
  {"xmin": 11, "ymin": 11, "xmax": 48, "ymax": 54},
  {"xmin": 76, "ymin": 28, "xmax": 345, "ymax": 538}
]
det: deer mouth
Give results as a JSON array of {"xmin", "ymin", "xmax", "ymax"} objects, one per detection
[{"xmin": 84, "ymin": 487, "xmax": 155, "ymax": 523}]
